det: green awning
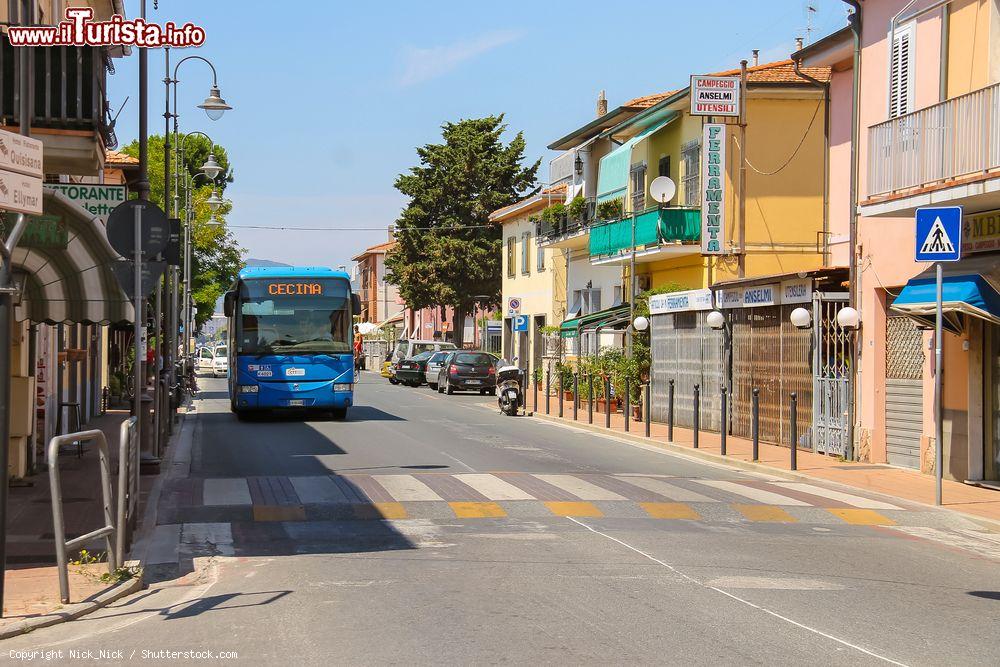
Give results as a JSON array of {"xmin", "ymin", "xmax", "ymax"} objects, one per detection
[
  {"xmin": 589, "ymin": 207, "xmax": 701, "ymax": 257},
  {"xmin": 596, "ymin": 114, "xmax": 677, "ymax": 204},
  {"xmin": 560, "ymin": 304, "xmax": 631, "ymax": 338}
]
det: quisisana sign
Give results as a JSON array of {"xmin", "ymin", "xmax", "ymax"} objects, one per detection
[{"xmin": 701, "ymin": 123, "xmax": 726, "ymax": 255}]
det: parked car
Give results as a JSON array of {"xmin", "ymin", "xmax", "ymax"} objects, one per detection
[
  {"xmin": 390, "ymin": 339, "xmax": 457, "ymax": 365},
  {"xmin": 196, "ymin": 347, "xmax": 215, "ymax": 375},
  {"xmin": 436, "ymin": 351, "xmax": 497, "ymax": 395},
  {"xmin": 425, "ymin": 351, "xmax": 450, "ymax": 391},
  {"xmin": 212, "ymin": 345, "xmax": 229, "ymax": 378},
  {"xmin": 394, "ymin": 351, "xmax": 434, "ymax": 387}
]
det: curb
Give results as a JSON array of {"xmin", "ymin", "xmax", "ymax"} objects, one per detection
[
  {"xmin": 0, "ymin": 404, "xmax": 192, "ymax": 641},
  {"xmin": 0, "ymin": 568, "xmax": 143, "ymax": 640},
  {"xmin": 529, "ymin": 411, "xmax": 1000, "ymax": 532}
]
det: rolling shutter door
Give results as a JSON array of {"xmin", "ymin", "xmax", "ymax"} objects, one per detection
[{"xmin": 885, "ymin": 316, "xmax": 924, "ymax": 468}]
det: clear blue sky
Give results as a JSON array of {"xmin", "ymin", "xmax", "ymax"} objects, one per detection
[{"xmin": 111, "ymin": 0, "xmax": 849, "ymax": 268}]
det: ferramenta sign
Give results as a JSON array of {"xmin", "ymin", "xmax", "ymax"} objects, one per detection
[
  {"xmin": 690, "ymin": 75, "xmax": 740, "ymax": 117},
  {"xmin": 700, "ymin": 123, "xmax": 726, "ymax": 255}
]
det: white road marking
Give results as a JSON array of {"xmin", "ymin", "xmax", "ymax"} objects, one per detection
[
  {"xmin": 372, "ymin": 474, "xmax": 444, "ymax": 501},
  {"xmin": 614, "ymin": 475, "xmax": 716, "ymax": 502},
  {"xmin": 290, "ymin": 476, "xmax": 348, "ymax": 503},
  {"xmin": 181, "ymin": 522, "xmax": 234, "ymax": 556},
  {"xmin": 533, "ymin": 474, "xmax": 626, "ymax": 500},
  {"xmin": 890, "ymin": 526, "xmax": 1000, "ymax": 561},
  {"xmin": 203, "ymin": 478, "xmax": 252, "ymax": 506},
  {"xmin": 453, "ymin": 473, "xmax": 535, "ymax": 500},
  {"xmin": 567, "ymin": 517, "xmax": 908, "ymax": 666},
  {"xmin": 771, "ymin": 482, "xmax": 901, "ymax": 510},
  {"xmin": 694, "ymin": 480, "xmax": 811, "ymax": 506}
]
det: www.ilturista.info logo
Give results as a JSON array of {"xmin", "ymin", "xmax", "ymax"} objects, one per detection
[{"xmin": 7, "ymin": 7, "xmax": 205, "ymax": 48}]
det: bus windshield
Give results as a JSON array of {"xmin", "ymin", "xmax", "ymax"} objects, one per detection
[{"xmin": 237, "ymin": 278, "xmax": 351, "ymax": 355}]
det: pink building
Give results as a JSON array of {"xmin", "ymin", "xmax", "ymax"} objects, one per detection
[{"xmin": 797, "ymin": 0, "xmax": 1000, "ymax": 483}]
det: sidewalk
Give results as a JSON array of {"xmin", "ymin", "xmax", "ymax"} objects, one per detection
[
  {"xmin": 529, "ymin": 399, "xmax": 1000, "ymax": 527},
  {"xmin": 1, "ymin": 410, "xmax": 151, "ymax": 625}
]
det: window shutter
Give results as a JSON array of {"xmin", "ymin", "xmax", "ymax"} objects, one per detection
[{"xmin": 889, "ymin": 25, "xmax": 913, "ymax": 118}]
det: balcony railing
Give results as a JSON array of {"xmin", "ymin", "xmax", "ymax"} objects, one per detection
[
  {"xmin": 589, "ymin": 207, "xmax": 700, "ymax": 257},
  {"xmin": 0, "ymin": 37, "xmax": 114, "ymax": 148},
  {"xmin": 867, "ymin": 82, "xmax": 1000, "ymax": 197},
  {"xmin": 535, "ymin": 198, "xmax": 596, "ymax": 242}
]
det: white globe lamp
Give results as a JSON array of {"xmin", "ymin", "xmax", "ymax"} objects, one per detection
[
  {"xmin": 790, "ymin": 307, "xmax": 812, "ymax": 330},
  {"xmin": 706, "ymin": 310, "xmax": 725, "ymax": 330}
]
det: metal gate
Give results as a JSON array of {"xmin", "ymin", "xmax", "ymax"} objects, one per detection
[
  {"xmin": 885, "ymin": 315, "xmax": 925, "ymax": 468},
  {"xmin": 731, "ymin": 306, "xmax": 812, "ymax": 445},
  {"xmin": 813, "ymin": 293, "xmax": 851, "ymax": 455},
  {"xmin": 651, "ymin": 311, "xmax": 724, "ymax": 431}
]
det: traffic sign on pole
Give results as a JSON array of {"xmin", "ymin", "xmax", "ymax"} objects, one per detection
[
  {"xmin": 915, "ymin": 206, "xmax": 962, "ymax": 262},
  {"xmin": 513, "ymin": 314, "xmax": 529, "ymax": 332},
  {"xmin": 106, "ymin": 199, "xmax": 170, "ymax": 259},
  {"xmin": 506, "ymin": 296, "xmax": 521, "ymax": 317}
]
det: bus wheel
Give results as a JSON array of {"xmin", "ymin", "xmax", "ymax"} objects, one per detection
[{"xmin": 331, "ymin": 407, "xmax": 348, "ymax": 421}]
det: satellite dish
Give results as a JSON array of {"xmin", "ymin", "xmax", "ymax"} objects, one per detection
[{"xmin": 649, "ymin": 176, "xmax": 676, "ymax": 204}]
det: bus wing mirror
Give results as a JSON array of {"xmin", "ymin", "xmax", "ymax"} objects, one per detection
[
  {"xmin": 351, "ymin": 292, "xmax": 361, "ymax": 315},
  {"xmin": 223, "ymin": 290, "xmax": 236, "ymax": 317}
]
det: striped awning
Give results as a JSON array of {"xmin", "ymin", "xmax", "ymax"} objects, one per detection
[{"xmin": 8, "ymin": 188, "xmax": 132, "ymax": 325}]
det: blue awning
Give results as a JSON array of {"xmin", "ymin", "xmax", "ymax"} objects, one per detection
[
  {"xmin": 892, "ymin": 268, "xmax": 1000, "ymax": 333},
  {"xmin": 596, "ymin": 114, "xmax": 677, "ymax": 204}
]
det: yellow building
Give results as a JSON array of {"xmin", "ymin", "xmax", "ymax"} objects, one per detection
[{"xmin": 490, "ymin": 188, "xmax": 568, "ymax": 371}]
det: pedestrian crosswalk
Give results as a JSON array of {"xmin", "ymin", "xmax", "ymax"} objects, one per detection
[{"xmin": 181, "ymin": 472, "xmax": 914, "ymax": 526}]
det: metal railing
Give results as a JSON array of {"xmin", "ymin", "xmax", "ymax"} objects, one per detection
[
  {"xmin": 116, "ymin": 417, "xmax": 139, "ymax": 565},
  {"xmin": 535, "ymin": 199, "xmax": 597, "ymax": 243},
  {"xmin": 48, "ymin": 430, "xmax": 118, "ymax": 604},
  {"xmin": 867, "ymin": 82, "xmax": 1000, "ymax": 197}
]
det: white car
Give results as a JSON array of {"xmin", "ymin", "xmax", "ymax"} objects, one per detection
[
  {"xmin": 212, "ymin": 345, "xmax": 229, "ymax": 378},
  {"xmin": 196, "ymin": 347, "xmax": 215, "ymax": 375}
]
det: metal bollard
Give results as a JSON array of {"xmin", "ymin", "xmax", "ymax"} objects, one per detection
[
  {"xmin": 790, "ymin": 392, "xmax": 798, "ymax": 471},
  {"xmin": 573, "ymin": 373, "xmax": 579, "ymax": 421},
  {"xmin": 667, "ymin": 379, "xmax": 675, "ymax": 442},
  {"xmin": 558, "ymin": 370, "xmax": 564, "ymax": 418},
  {"xmin": 605, "ymin": 376, "xmax": 612, "ymax": 429},
  {"xmin": 588, "ymin": 374, "xmax": 594, "ymax": 424},
  {"xmin": 720, "ymin": 387, "xmax": 728, "ymax": 456},
  {"xmin": 533, "ymin": 365, "xmax": 538, "ymax": 413},
  {"xmin": 692, "ymin": 383, "xmax": 700, "ymax": 448},
  {"xmin": 751, "ymin": 388, "xmax": 760, "ymax": 461},
  {"xmin": 546, "ymin": 369, "xmax": 551, "ymax": 415},
  {"xmin": 624, "ymin": 378, "xmax": 630, "ymax": 433},
  {"xmin": 644, "ymin": 383, "xmax": 651, "ymax": 438}
]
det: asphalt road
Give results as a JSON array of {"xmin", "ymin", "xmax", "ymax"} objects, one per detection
[{"xmin": 5, "ymin": 373, "xmax": 1000, "ymax": 666}]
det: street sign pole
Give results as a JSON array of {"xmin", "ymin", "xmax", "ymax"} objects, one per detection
[
  {"xmin": 134, "ymin": 205, "xmax": 143, "ymax": 468},
  {"xmin": 935, "ymin": 261, "xmax": 943, "ymax": 506}
]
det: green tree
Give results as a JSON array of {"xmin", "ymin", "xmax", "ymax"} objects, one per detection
[
  {"xmin": 385, "ymin": 115, "xmax": 539, "ymax": 346},
  {"xmin": 122, "ymin": 134, "xmax": 243, "ymax": 330}
]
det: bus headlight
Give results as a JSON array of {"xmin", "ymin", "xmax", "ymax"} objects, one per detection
[
  {"xmin": 238, "ymin": 385, "xmax": 259, "ymax": 393},
  {"xmin": 333, "ymin": 383, "xmax": 352, "ymax": 392}
]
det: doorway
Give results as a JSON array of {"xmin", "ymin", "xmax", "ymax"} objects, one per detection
[{"xmin": 987, "ymin": 324, "xmax": 1000, "ymax": 481}]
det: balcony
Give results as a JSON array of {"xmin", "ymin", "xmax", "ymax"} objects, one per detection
[
  {"xmin": 863, "ymin": 82, "xmax": 1000, "ymax": 217},
  {"xmin": 588, "ymin": 207, "xmax": 700, "ymax": 265},
  {"xmin": 535, "ymin": 198, "xmax": 596, "ymax": 249},
  {"xmin": 0, "ymin": 37, "xmax": 114, "ymax": 175}
]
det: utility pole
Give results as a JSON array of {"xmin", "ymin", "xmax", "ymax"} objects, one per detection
[
  {"xmin": 737, "ymin": 59, "xmax": 748, "ymax": 278},
  {"xmin": 136, "ymin": 0, "xmax": 152, "ymax": 468}
]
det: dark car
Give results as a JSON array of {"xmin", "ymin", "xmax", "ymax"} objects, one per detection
[
  {"xmin": 436, "ymin": 351, "xmax": 497, "ymax": 395},
  {"xmin": 394, "ymin": 351, "xmax": 434, "ymax": 387}
]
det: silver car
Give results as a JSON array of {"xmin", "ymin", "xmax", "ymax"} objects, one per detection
[{"xmin": 425, "ymin": 351, "xmax": 451, "ymax": 391}]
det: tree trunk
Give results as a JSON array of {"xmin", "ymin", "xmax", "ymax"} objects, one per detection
[{"xmin": 452, "ymin": 303, "xmax": 467, "ymax": 348}]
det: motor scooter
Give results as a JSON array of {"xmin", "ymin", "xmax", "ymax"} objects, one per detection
[{"xmin": 496, "ymin": 358, "xmax": 523, "ymax": 416}]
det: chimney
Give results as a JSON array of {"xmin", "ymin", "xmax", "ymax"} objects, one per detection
[
  {"xmin": 596, "ymin": 90, "xmax": 607, "ymax": 118},
  {"xmin": 387, "ymin": 224, "xmax": 396, "ymax": 242},
  {"xmin": 752, "ymin": 49, "xmax": 759, "ymax": 67},
  {"xmin": 795, "ymin": 36, "xmax": 804, "ymax": 51}
]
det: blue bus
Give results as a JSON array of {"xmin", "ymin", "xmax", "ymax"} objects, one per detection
[{"xmin": 222, "ymin": 266, "xmax": 361, "ymax": 420}]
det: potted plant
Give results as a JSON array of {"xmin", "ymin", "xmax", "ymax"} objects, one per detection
[
  {"xmin": 568, "ymin": 195, "xmax": 587, "ymax": 223},
  {"xmin": 596, "ymin": 197, "xmax": 624, "ymax": 221}
]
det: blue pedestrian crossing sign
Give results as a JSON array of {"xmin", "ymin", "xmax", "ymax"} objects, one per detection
[
  {"xmin": 513, "ymin": 314, "xmax": 529, "ymax": 332},
  {"xmin": 915, "ymin": 206, "xmax": 962, "ymax": 262}
]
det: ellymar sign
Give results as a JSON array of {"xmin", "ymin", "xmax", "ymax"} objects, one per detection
[
  {"xmin": 690, "ymin": 75, "xmax": 740, "ymax": 117},
  {"xmin": 700, "ymin": 124, "xmax": 726, "ymax": 255}
]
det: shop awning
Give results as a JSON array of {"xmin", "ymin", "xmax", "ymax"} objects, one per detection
[
  {"xmin": 596, "ymin": 114, "xmax": 677, "ymax": 204},
  {"xmin": 560, "ymin": 304, "xmax": 631, "ymax": 338},
  {"xmin": 7, "ymin": 188, "xmax": 132, "ymax": 325},
  {"xmin": 891, "ymin": 258, "xmax": 1000, "ymax": 333}
]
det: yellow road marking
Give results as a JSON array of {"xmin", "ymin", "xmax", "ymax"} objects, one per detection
[
  {"xmin": 827, "ymin": 508, "xmax": 896, "ymax": 526},
  {"xmin": 354, "ymin": 502, "xmax": 407, "ymax": 520},
  {"xmin": 544, "ymin": 501, "xmax": 603, "ymax": 517},
  {"xmin": 734, "ymin": 504, "xmax": 798, "ymax": 523},
  {"xmin": 252, "ymin": 505, "xmax": 306, "ymax": 522},
  {"xmin": 449, "ymin": 501, "xmax": 507, "ymax": 518},
  {"xmin": 640, "ymin": 502, "xmax": 700, "ymax": 520}
]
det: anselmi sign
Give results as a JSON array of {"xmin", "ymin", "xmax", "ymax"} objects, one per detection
[{"xmin": 690, "ymin": 76, "xmax": 740, "ymax": 117}]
